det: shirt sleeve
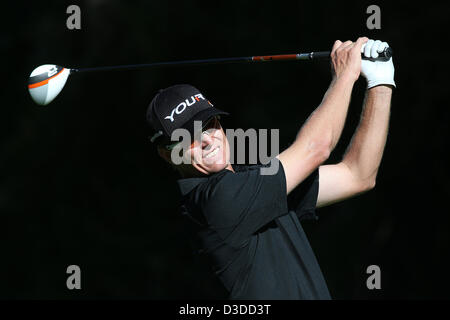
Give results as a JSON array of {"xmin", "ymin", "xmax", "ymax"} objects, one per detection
[
  {"xmin": 286, "ymin": 167, "xmax": 320, "ymax": 221},
  {"xmin": 198, "ymin": 158, "xmax": 289, "ymax": 246}
]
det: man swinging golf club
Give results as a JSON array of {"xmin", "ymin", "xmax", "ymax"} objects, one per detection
[{"xmin": 146, "ymin": 37, "xmax": 395, "ymax": 299}]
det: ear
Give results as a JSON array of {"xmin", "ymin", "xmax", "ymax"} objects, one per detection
[{"xmin": 157, "ymin": 145, "xmax": 172, "ymax": 164}]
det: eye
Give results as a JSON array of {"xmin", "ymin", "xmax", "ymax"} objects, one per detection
[{"xmin": 201, "ymin": 117, "xmax": 221, "ymax": 136}]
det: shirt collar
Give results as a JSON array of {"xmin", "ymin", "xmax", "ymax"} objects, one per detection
[{"xmin": 176, "ymin": 164, "xmax": 249, "ymax": 196}]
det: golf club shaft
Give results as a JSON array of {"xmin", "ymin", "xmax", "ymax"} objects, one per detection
[{"xmin": 70, "ymin": 47, "xmax": 392, "ymax": 74}]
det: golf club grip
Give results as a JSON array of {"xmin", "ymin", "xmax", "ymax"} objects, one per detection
[{"xmin": 312, "ymin": 47, "xmax": 393, "ymax": 60}]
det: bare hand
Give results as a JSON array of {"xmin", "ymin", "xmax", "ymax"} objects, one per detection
[{"xmin": 330, "ymin": 37, "xmax": 369, "ymax": 82}]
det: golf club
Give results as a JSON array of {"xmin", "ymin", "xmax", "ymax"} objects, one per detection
[{"xmin": 28, "ymin": 47, "xmax": 392, "ymax": 106}]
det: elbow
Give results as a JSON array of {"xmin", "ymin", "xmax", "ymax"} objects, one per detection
[
  {"xmin": 342, "ymin": 161, "xmax": 378, "ymax": 193},
  {"xmin": 360, "ymin": 177, "xmax": 376, "ymax": 193},
  {"xmin": 311, "ymin": 143, "xmax": 331, "ymax": 167},
  {"xmin": 313, "ymin": 139, "xmax": 332, "ymax": 164},
  {"xmin": 366, "ymin": 178, "xmax": 376, "ymax": 191},
  {"xmin": 370, "ymin": 177, "xmax": 376, "ymax": 190},
  {"xmin": 318, "ymin": 146, "xmax": 331, "ymax": 164}
]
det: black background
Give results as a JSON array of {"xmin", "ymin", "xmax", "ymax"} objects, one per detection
[{"xmin": 2, "ymin": 1, "xmax": 449, "ymax": 299}]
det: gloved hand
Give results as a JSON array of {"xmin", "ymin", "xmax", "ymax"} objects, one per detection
[{"xmin": 361, "ymin": 39, "xmax": 396, "ymax": 89}]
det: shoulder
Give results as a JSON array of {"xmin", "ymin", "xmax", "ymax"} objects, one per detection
[
  {"xmin": 200, "ymin": 161, "xmax": 286, "ymax": 209},
  {"xmin": 196, "ymin": 169, "xmax": 248, "ymax": 203}
]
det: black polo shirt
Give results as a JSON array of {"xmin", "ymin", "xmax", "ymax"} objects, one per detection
[{"xmin": 177, "ymin": 158, "xmax": 331, "ymax": 300}]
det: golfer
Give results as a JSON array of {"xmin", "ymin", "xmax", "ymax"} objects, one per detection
[{"xmin": 146, "ymin": 37, "xmax": 395, "ymax": 299}]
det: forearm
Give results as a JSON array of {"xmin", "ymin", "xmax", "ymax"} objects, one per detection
[
  {"xmin": 342, "ymin": 86, "xmax": 392, "ymax": 182},
  {"xmin": 294, "ymin": 76, "xmax": 355, "ymax": 153},
  {"xmin": 277, "ymin": 37, "xmax": 367, "ymax": 194}
]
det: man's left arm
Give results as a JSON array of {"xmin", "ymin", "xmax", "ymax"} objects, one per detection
[{"xmin": 316, "ymin": 39, "xmax": 395, "ymax": 208}]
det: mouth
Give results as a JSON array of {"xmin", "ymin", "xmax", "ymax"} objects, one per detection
[{"xmin": 203, "ymin": 146, "xmax": 220, "ymax": 159}]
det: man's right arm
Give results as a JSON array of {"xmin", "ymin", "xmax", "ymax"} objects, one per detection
[{"xmin": 277, "ymin": 37, "xmax": 368, "ymax": 194}]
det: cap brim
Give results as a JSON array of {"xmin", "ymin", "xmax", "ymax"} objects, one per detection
[{"xmin": 181, "ymin": 107, "xmax": 229, "ymax": 138}]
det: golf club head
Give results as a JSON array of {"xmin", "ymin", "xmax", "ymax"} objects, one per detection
[{"xmin": 28, "ymin": 64, "xmax": 70, "ymax": 106}]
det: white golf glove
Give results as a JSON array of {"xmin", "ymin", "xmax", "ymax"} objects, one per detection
[{"xmin": 361, "ymin": 39, "xmax": 396, "ymax": 89}]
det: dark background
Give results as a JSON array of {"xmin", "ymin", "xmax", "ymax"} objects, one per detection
[{"xmin": 2, "ymin": 0, "xmax": 449, "ymax": 299}]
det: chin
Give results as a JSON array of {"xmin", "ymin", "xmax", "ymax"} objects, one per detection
[{"xmin": 197, "ymin": 158, "xmax": 230, "ymax": 175}]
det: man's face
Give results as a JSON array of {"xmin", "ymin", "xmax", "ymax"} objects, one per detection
[{"xmin": 182, "ymin": 117, "xmax": 232, "ymax": 175}]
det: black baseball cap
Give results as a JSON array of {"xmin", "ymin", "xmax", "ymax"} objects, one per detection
[{"xmin": 147, "ymin": 84, "xmax": 229, "ymax": 144}]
